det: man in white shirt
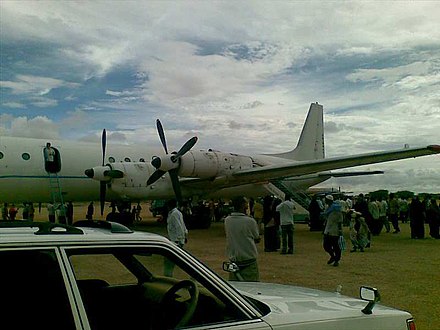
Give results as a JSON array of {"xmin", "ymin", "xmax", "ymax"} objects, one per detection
[
  {"xmin": 276, "ymin": 194, "xmax": 296, "ymax": 254},
  {"xmin": 166, "ymin": 199, "xmax": 188, "ymax": 248},
  {"xmin": 164, "ymin": 199, "xmax": 188, "ymax": 276}
]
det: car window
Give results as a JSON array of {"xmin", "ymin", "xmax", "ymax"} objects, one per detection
[
  {"xmin": 0, "ymin": 249, "xmax": 76, "ymax": 330},
  {"xmin": 71, "ymin": 253, "xmax": 138, "ymax": 285},
  {"xmin": 65, "ymin": 246, "xmax": 249, "ymax": 329}
]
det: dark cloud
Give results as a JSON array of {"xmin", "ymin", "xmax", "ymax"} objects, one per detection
[
  {"xmin": 241, "ymin": 101, "xmax": 263, "ymax": 109},
  {"xmin": 325, "ymin": 121, "xmax": 353, "ymax": 133}
]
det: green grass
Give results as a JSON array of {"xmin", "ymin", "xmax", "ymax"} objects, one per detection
[{"xmin": 135, "ymin": 220, "xmax": 440, "ymax": 330}]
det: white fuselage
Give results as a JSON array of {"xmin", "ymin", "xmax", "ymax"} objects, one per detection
[
  {"xmin": 0, "ymin": 136, "xmax": 312, "ymax": 203},
  {"xmin": 0, "ymin": 136, "xmax": 151, "ymax": 202}
]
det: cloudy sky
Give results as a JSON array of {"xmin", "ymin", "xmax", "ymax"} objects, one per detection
[{"xmin": 1, "ymin": 1, "xmax": 439, "ymax": 193}]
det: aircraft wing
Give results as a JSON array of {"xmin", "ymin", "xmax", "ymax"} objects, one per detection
[
  {"xmin": 279, "ymin": 170, "xmax": 384, "ymax": 183},
  {"xmin": 228, "ymin": 145, "xmax": 440, "ymax": 185},
  {"xmin": 318, "ymin": 170, "xmax": 384, "ymax": 178}
]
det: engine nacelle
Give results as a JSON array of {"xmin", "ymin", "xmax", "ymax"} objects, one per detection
[
  {"xmin": 179, "ymin": 150, "xmax": 253, "ymax": 178},
  {"xmin": 85, "ymin": 165, "xmax": 112, "ymax": 181}
]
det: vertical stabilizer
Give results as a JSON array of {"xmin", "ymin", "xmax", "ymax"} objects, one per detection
[{"xmin": 270, "ymin": 102, "xmax": 325, "ymax": 160}]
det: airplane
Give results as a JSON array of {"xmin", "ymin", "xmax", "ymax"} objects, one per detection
[{"xmin": 0, "ymin": 102, "xmax": 439, "ymax": 220}]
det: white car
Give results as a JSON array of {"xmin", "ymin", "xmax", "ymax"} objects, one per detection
[{"xmin": 0, "ymin": 220, "xmax": 415, "ymax": 329}]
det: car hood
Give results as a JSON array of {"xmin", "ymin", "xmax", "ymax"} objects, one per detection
[{"xmin": 230, "ymin": 282, "xmax": 412, "ymax": 327}]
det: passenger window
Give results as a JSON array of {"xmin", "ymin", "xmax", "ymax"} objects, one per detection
[
  {"xmin": 22, "ymin": 152, "xmax": 30, "ymax": 160},
  {"xmin": 0, "ymin": 249, "xmax": 76, "ymax": 330},
  {"xmin": 108, "ymin": 156, "xmax": 115, "ymax": 163},
  {"xmin": 65, "ymin": 246, "xmax": 247, "ymax": 330},
  {"xmin": 124, "ymin": 157, "xmax": 131, "ymax": 162},
  {"xmin": 0, "ymin": 151, "xmax": 3, "ymax": 159}
]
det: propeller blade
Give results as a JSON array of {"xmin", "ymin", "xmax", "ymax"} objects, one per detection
[
  {"xmin": 172, "ymin": 136, "xmax": 198, "ymax": 162},
  {"xmin": 156, "ymin": 119, "xmax": 168, "ymax": 154},
  {"xmin": 169, "ymin": 169, "xmax": 182, "ymax": 205},
  {"xmin": 147, "ymin": 169, "xmax": 166, "ymax": 186},
  {"xmin": 101, "ymin": 129, "xmax": 107, "ymax": 166},
  {"xmin": 100, "ymin": 181, "xmax": 106, "ymax": 215},
  {"xmin": 100, "ymin": 129, "xmax": 107, "ymax": 216}
]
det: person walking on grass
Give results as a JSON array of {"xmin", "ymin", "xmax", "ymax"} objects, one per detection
[
  {"xmin": 276, "ymin": 194, "xmax": 295, "ymax": 254},
  {"xmin": 322, "ymin": 195, "xmax": 343, "ymax": 267},
  {"xmin": 389, "ymin": 193, "xmax": 400, "ymax": 233},
  {"xmin": 349, "ymin": 212, "xmax": 370, "ymax": 252},
  {"xmin": 164, "ymin": 199, "xmax": 188, "ymax": 276},
  {"xmin": 427, "ymin": 198, "xmax": 440, "ymax": 239}
]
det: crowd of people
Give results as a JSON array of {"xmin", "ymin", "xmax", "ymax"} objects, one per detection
[
  {"xmin": 308, "ymin": 193, "xmax": 440, "ymax": 240},
  {"xmin": 2, "ymin": 191, "xmax": 439, "ymax": 279},
  {"xmin": 224, "ymin": 191, "xmax": 439, "ymax": 273}
]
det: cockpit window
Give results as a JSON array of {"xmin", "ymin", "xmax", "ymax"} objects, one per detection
[{"xmin": 22, "ymin": 153, "xmax": 31, "ymax": 160}]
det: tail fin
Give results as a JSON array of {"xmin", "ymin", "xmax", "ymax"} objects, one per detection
[{"xmin": 270, "ymin": 102, "xmax": 325, "ymax": 161}]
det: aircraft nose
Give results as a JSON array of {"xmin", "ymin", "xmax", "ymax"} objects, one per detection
[{"xmin": 84, "ymin": 168, "xmax": 94, "ymax": 178}]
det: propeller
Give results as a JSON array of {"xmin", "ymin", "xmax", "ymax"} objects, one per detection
[
  {"xmin": 100, "ymin": 129, "xmax": 107, "ymax": 216},
  {"xmin": 147, "ymin": 119, "xmax": 198, "ymax": 204},
  {"xmin": 84, "ymin": 129, "xmax": 124, "ymax": 216}
]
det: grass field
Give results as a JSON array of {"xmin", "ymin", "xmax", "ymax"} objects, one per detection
[{"xmin": 32, "ymin": 202, "xmax": 439, "ymax": 329}]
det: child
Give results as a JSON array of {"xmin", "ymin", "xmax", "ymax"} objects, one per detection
[{"xmin": 349, "ymin": 212, "xmax": 370, "ymax": 252}]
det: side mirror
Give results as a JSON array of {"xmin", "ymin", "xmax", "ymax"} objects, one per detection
[
  {"xmin": 360, "ymin": 286, "xmax": 381, "ymax": 314},
  {"xmin": 222, "ymin": 261, "xmax": 240, "ymax": 273}
]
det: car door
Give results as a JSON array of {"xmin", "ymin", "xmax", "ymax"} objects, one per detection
[
  {"xmin": 60, "ymin": 242, "xmax": 271, "ymax": 330},
  {"xmin": 0, "ymin": 247, "xmax": 81, "ymax": 329}
]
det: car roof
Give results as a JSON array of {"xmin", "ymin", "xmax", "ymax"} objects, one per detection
[{"xmin": 0, "ymin": 220, "xmax": 169, "ymax": 246}]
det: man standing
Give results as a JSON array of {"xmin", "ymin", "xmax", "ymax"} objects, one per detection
[
  {"xmin": 8, "ymin": 204, "xmax": 19, "ymax": 221},
  {"xmin": 66, "ymin": 201, "xmax": 74, "ymax": 225},
  {"xmin": 378, "ymin": 197, "xmax": 389, "ymax": 233},
  {"xmin": 135, "ymin": 203, "xmax": 142, "ymax": 221},
  {"xmin": 47, "ymin": 202, "xmax": 55, "ymax": 223},
  {"xmin": 86, "ymin": 202, "xmax": 94, "ymax": 220},
  {"xmin": 308, "ymin": 195, "xmax": 324, "ymax": 232},
  {"xmin": 322, "ymin": 195, "xmax": 343, "ymax": 267},
  {"xmin": 276, "ymin": 194, "xmax": 295, "ymax": 254},
  {"xmin": 224, "ymin": 196, "xmax": 260, "ymax": 281},
  {"xmin": 166, "ymin": 199, "xmax": 188, "ymax": 248},
  {"xmin": 2, "ymin": 203, "xmax": 9, "ymax": 220},
  {"xmin": 44, "ymin": 142, "xmax": 56, "ymax": 172},
  {"xmin": 389, "ymin": 193, "xmax": 400, "ymax": 233},
  {"xmin": 368, "ymin": 197, "xmax": 381, "ymax": 235},
  {"xmin": 28, "ymin": 203, "xmax": 35, "ymax": 221},
  {"xmin": 57, "ymin": 203, "xmax": 67, "ymax": 224},
  {"xmin": 165, "ymin": 199, "xmax": 188, "ymax": 276}
]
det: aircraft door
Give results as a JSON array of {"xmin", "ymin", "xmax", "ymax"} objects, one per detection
[{"xmin": 43, "ymin": 142, "xmax": 62, "ymax": 173}]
